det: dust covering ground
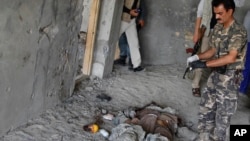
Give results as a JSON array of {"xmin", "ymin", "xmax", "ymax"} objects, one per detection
[{"xmin": 1, "ymin": 64, "xmax": 250, "ymax": 141}]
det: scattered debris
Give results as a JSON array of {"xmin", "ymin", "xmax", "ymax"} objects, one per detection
[
  {"xmin": 109, "ymin": 123, "xmax": 145, "ymax": 141},
  {"xmin": 96, "ymin": 93, "xmax": 112, "ymax": 102},
  {"xmin": 99, "ymin": 129, "xmax": 109, "ymax": 138},
  {"xmin": 123, "ymin": 107, "xmax": 136, "ymax": 118},
  {"xmin": 102, "ymin": 113, "xmax": 114, "ymax": 121},
  {"xmin": 177, "ymin": 127, "xmax": 197, "ymax": 141},
  {"xmin": 145, "ymin": 133, "xmax": 169, "ymax": 141},
  {"xmin": 100, "ymin": 108, "xmax": 108, "ymax": 115},
  {"xmin": 85, "ymin": 86, "xmax": 94, "ymax": 91},
  {"xmin": 83, "ymin": 123, "xmax": 99, "ymax": 133}
]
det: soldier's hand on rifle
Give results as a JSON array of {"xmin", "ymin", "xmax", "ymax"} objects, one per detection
[
  {"xmin": 187, "ymin": 54, "xmax": 199, "ymax": 66},
  {"xmin": 190, "ymin": 60, "xmax": 207, "ymax": 69}
]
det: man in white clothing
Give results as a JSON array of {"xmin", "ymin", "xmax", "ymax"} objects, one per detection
[
  {"xmin": 190, "ymin": 0, "xmax": 216, "ymax": 97},
  {"xmin": 119, "ymin": 0, "xmax": 145, "ymax": 72}
]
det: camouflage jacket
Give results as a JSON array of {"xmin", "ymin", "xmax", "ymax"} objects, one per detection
[{"xmin": 209, "ymin": 21, "xmax": 247, "ymax": 70}]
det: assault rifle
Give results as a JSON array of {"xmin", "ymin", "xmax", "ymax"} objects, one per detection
[{"xmin": 183, "ymin": 26, "xmax": 206, "ymax": 79}]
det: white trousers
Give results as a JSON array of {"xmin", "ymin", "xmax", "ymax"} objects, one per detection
[{"xmin": 120, "ymin": 19, "xmax": 141, "ymax": 68}]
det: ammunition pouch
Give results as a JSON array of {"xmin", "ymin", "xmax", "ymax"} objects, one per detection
[{"xmin": 214, "ymin": 65, "xmax": 227, "ymax": 74}]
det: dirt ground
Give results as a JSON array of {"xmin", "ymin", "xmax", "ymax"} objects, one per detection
[{"xmin": 1, "ymin": 64, "xmax": 250, "ymax": 141}]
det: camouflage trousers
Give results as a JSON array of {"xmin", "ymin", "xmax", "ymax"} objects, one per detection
[{"xmin": 197, "ymin": 70, "xmax": 241, "ymax": 141}]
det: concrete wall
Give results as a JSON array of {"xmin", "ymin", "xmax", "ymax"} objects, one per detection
[
  {"xmin": 140, "ymin": 0, "xmax": 250, "ymax": 65},
  {"xmin": 91, "ymin": 0, "xmax": 123, "ymax": 78},
  {"xmin": 0, "ymin": 0, "xmax": 83, "ymax": 136},
  {"xmin": 80, "ymin": 0, "xmax": 92, "ymax": 32}
]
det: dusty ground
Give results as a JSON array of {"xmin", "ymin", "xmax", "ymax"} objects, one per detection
[{"xmin": 1, "ymin": 64, "xmax": 250, "ymax": 141}]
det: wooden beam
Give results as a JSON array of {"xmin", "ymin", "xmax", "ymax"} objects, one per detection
[
  {"xmin": 74, "ymin": 74, "xmax": 89, "ymax": 85},
  {"xmin": 82, "ymin": 0, "xmax": 101, "ymax": 75},
  {"xmin": 114, "ymin": 43, "xmax": 120, "ymax": 60}
]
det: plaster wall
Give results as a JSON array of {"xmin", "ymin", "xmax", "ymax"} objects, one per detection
[
  {"xmin": 91, "ymin": 0, "xmax": 123, "ymax": 78},
  {"xmin": 0, "ymin": 0, "xmax": 83, "ymax": 136},
  {"xmin": 140, "ymin": 0, "xmax": 250, "ymax": 65},
  {"xmin": 80, "ymin": 0, "xmax": 92, "ymax": 32}
]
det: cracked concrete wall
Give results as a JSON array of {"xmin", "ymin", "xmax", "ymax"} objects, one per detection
[
  {"xmin": 140, "ymin": 0, "xmax": 250, "ymax": 65},
  {"xmin": 0, "ymin": 0, "xmax": 83, "ymax": 136}
]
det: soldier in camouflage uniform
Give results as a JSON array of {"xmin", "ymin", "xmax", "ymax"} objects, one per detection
[{"xmin": 187, "ymin": 0, "xmax": 247, "ymax": 140}]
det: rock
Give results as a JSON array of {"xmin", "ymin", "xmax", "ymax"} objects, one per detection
[
  {"xmin": 85, "ymin": 87, "xmax": 93, "ymax": 91},
  {"xmin": 177, "ymin": 127, "xmax": 198, "ymax": 141}
]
